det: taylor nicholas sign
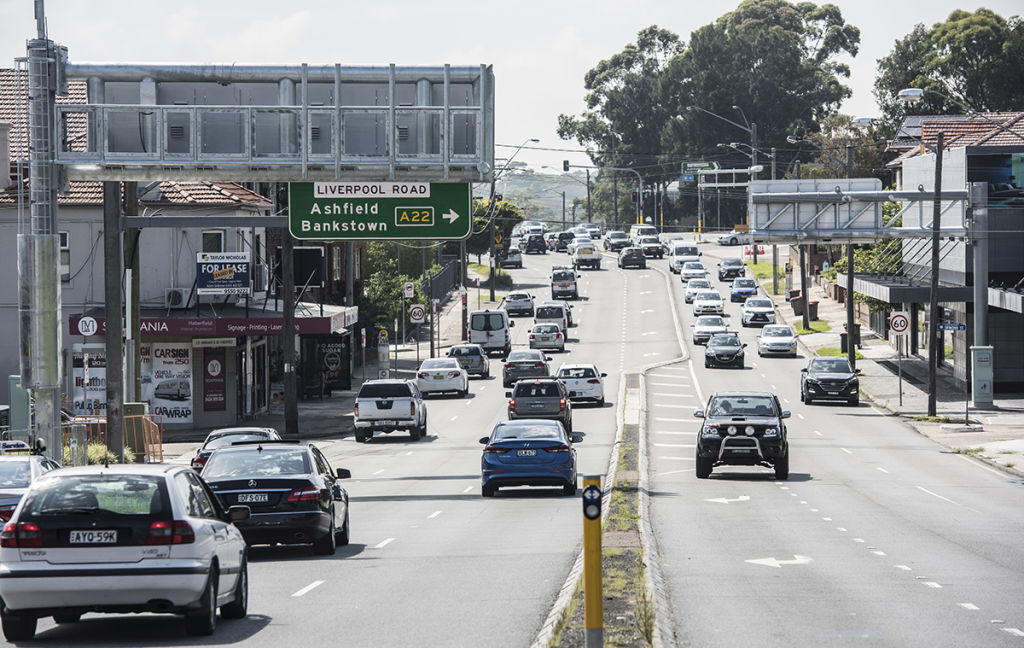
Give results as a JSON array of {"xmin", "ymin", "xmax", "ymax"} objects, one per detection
[{"xmin": 196, "ymin": 252, "xmax": 251, "ymax": 296}]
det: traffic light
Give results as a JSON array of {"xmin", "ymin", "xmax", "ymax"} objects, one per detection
[
  {"xmin": 563, "ymin": 160, "xmax": 570, "ymax": 172},
  {"xmin": 495, "ymin": 194, "xmax": 503, "ymax": 202},
  {"xmin": 631, "ymin": 191, "xmax": 638, "ymax": 203}
]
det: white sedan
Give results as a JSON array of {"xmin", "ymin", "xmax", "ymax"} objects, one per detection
[
  {"xmin": 680, "ymin": 262, "xmax": 708, "ymax": 283},
  {"xmin": 741, "ymin": 297, "xmax": 777, "ymax": 327},
  {"xmin": 416, "ymin": 358, "xmax": 469, "ymax": 397},
  {"xmin": 691, "ymin": 315, "xmax": 729, "ymax": 345},
  {"xmin": 684, "ymin": 278, "xmax": 713, "ymax": 303},
  {"xmin": 692, "ymin": 291, "xmax": 725, "ymax": 316},
  {"xmin": 757, "ymin": 324, "xmax": 799, "ymax": 357},
  {"xmin": 555, "ymin": 363, "xmax": 607, "ymax": 406},
  {"xmin": 0, "ymin": 464, "xmax": 249, "ymax": 640}
]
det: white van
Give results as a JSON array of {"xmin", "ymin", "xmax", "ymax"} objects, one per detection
[
  {"xmin": 629, "ymin": 224, "xmax": 658, "ymax": 241},
  {"xmin": 469, "ymin": 309, "xmax": 514, "ymax": 357},
  {"xmin": 669, "ymin": 244, "xmax": 701, "ymax": 273},
  {"xmin": 534, "ymin": 302, "xmax": 570, "ymax": 332}
]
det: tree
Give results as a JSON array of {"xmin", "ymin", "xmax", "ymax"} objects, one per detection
[
  {"xmin": 788, "ymin": 114, "xmax": 890, "ymax": 183},
  {"xmin": 466, "ymin": 198, "xmax": 523, "ymax": 259}
]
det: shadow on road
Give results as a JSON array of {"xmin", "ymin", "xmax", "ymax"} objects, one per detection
[{"xmin": 32, "ymin": 613, "xmax": 272, "ymax": 645}]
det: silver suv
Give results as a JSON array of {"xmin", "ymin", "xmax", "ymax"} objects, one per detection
[
  {"xmin": 505, "ymin": 378, "xmax": 573, "ymax": 432},
  {"xmin": 446, "ymin": 344, "xmax": 490, "ymax": 378}
]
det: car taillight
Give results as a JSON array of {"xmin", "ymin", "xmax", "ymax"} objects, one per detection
[
  {"xmin": 559, "ymin": 398, "xmax": 567, "ymax": 411},
  {"xmin": 287, "ymin": 486, "xmax": 321, "ymax": 502},
  {"xmin": 147, "ymin": 520, "xmax": 194, "ymax": 545},
  {"xmin": 190, "ymin": 455, "xmax": 207, "ymax": 470},
  {"xmin": 555, "ymin": 332, "xmax": 562, "ymax": 339},
  {"xmin": 483, "ymin": 445, "xmax": 510, "ymax": 454},
  {"xmin": 534, "ymin": 363, "xmax": 545, "ymax": 368},
  {"xmin": 448, "ymin": 371, "xmax": 460, "ymax": 378},
  {"xmin": 586, "ymin": 379, "xmax": 601, "ymax": 384},
  {"xmin": 354, "ymin": 402, "xmax": 359, "ymax": 417},
  {"xmin": 418, "ymin": 372, "xmax": 428, "ymax": 379},
  {"xmin": 0, "ymin": 505, "xmax": 17, "ymax": 522},
  {"xmin": 545, "ymin": 444, "xmax": 571, "ymax": 453},
  {"xmin": 505, "ymin": 363, "xmax": 514, "ymax": 369},
  {"xmin": 1, "ymin": 522, "xmax": 41, "ymax": 548},
  {"xmin": 529, "ymin": 334, "xmax": 535, "ymax": 339},
  {"xmin": 410, "ymin": 402, "xmax": 416, "ymax": 416}
]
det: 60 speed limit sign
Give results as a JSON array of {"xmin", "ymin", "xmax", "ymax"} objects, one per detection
[
  {"xmin": 889, "ymin": 311, "xmax": 910, "ymax": 337},
  {"xmin": 409, "ymin": 303, "xmax": 426, "ymax": 324}
]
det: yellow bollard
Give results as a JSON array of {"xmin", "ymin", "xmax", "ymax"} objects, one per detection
[{"xmin": 582, "ymin": 475, "xmax": 603, "ymax": 648}]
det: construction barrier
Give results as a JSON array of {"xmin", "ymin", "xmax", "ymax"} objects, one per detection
[
  {"xmin": 61, "ymin": 414, "xmax": 164, "ymax": 464},
  {"xmin": 743, "ymin": 245, "xmax": 767, "ymax": 259}
]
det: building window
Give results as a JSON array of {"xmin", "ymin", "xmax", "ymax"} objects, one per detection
[
  {"xmin": 59, "ymin": 231, "xmax": 70, "ymax": 283},
  {"xmin": 202, "ymin": 230, "xmax": 224, "ymax": 253}
]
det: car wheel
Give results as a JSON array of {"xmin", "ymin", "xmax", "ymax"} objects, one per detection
[
  {"xmin": 730, "ymin": 237, "xmax": 737, "ymax": 245},
  {"xmin": 704, "ymin": 360, "xmax": 710, "ymax": 368},
  {"xmin": 774, "ymin": 451, "xmax": 790, "ymax": 480},
  {"xmin": 185, "ymin": 569, "xmax": 218, "ymax": 636},
  {"xmin": 695, "ymin": 454, "xmax": 713, "ymax": 479},
  {"xmin": 313, "ymin": 513, "xmax": 337, "ymax": 555},
  {"xmin": 410, "ymin": 425, "xmax": 422, "ymax": 441},
  {"xmin": 563, "ymin": 481, "xmax": 577, "ymax": 496},
  {"xmin": 53, "ymin": 612, "xmax": 82, "ymax": 624},
  {"xmin": 596, "ymin": 398, "xmax": 605, "ymax": 407},
  {"xmin": 220, "ymin": 558, "xmax": 248, "ymax": 619},
  {"xmin": 1, "ymin": 608, "xmax": 37, "ymax": 641},
  {"xmin": 482, "ymin": 483, "xmax": 496, "ymax": 497},
  {"xmin": 336, "ymin": 508, "xmax": 351, "ymax": 546},
  {"xmin": 849, "ymin": 396, "xmax": 860, "ymax": 406}
]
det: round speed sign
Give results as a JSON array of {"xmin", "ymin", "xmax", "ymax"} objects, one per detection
[
  {"xmin": 409, "ymin": 304, "xmax": 426, "ymax": 324},
  {"xmin": 889, "ymin": 311, "xmax": 910, "ymax": 335}
]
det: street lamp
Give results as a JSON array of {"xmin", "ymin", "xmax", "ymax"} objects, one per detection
[
  {"xmin": 489, "ymin": 138, "xmax": 538, "ymax": 300},
  {"xmin": 538, "ymin": 187, "xmax": 567, "ymax": 229},
  {"xmin": 543, "ymin": 165, "xmax": 592, "ymax": 224}
]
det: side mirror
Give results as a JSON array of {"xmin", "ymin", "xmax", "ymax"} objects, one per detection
[
  {"xmin": 545, "ymin": 356, "xmax": 552, "ymax": 361},
  {"xmin": 335, "ymin": 468, "xmax": 351, "ymax": 480},
  {"xmin": 742, "ymin": 343, "xmax": 748, "ymax": 348},
  {"xmin": 690, "ymin": 323, "xmax": 695, "ymax": 327},
  {"xmin": 600, "ymin": 373, "xmax": 607, "ymax": 377},
  {"xmin": 505, "ymin": 391, "xmax": 512, "ymax": 398},
  {"xmin": 781, "ymin": 411, "xmax": 792, "ymax": 419},
  {"xmin": 34, "ymin": 438, "xmax": 46, "ymax": 454},
  {"xmin": 509, "ymin": 321, "xmax": 515, "ymax": 327},
  {"xmin": 227, "ymin": 505, "xmax": 251, "ymax": 523},
  {"xmin": 693, "ymin": 410, "xmax": 706, "ymax": 418},
  {"xmin": 571, "ymin": 433, "xmax": 584, "ymax": 444},
  {"xmin": 800, "ymin": 368, "xmax": 808, "ymax": 373},
  {"xmin": 568, "ymin": 391, "xmax": 577, "ymax": 398},
  {"xmin": 855, "ymin": 369, "xmax": 862, "ymax": 374},
  {"xmin": 478, "ymin": 436, "xmax": 490, "ymax": 444}
]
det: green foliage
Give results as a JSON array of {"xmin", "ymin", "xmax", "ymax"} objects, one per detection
[
  {"xmin": 816, "ymin": 346, "xmax": 864, "ymax": 360},
  {"xmin": 63, "ymin": 443, "xmax": 135, "ymax": 465},
  {"xmin": 795, "ymin": 321, "xmax": 832, "ymax": 335},
  {"xmin": 467, "ymin": 199, "xmax": 524, "ymax": 258},
  {"xmin": 468, "ymin": 263, "xmax": 513, "ymax": 290}
]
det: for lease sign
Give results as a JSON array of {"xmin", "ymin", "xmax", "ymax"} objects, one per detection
[{"xmin": 196, "ymin": 252, "xmax": 251, "ymax": 296}]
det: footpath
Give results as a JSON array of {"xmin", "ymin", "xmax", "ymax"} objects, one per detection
[{"xmin": 694, "ymin": 236, "xmax": 1024, "ymax": 480}]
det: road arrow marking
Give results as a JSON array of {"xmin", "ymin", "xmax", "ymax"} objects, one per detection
[
  {"xmin": 706, "ymin": 495, "xmax": 750, "ymax": 504},
  {"xmin": 443, "ymin": 209, "xmax": 460, "ymax": 224},
  {"xmin": 745, "ymin": 555, "xmax": 812, "ymax": 568}
]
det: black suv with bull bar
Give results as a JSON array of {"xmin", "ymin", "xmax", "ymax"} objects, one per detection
[{"xmin": 693, "ymin": 391, "xmax": 790, "ymax": 480}]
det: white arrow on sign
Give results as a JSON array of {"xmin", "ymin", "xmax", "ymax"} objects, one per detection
[
  {"xmin": 745, "ymin": 555, "xmax": 812, "ymax": 569},
  {"xmin": 705, "ymin": 495, "xmax": 750, "ymax": 504},
  {"xmin": 443, "ymin": 209, "xmax": 460, "ymax": 224}
]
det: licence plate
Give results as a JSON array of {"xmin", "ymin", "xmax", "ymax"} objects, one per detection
[
  {"xmin": 238, "ymin": 493, "xmax": 269, "ymax": 503},
  {"xmin": 517, "ymin": 449, "xmax": 537, "ymax": 457},
  {"xmin": 540, "ymin": 336, "xmax": 550, "ymax": 342},
  {"xmin": 458, "ymin": 360, "xmax": 469, "ymax": 367},
  {"xmin": 432, "ymin": 375, "xmax": 444, "ymax": 380},
  {"xmin": 70, "ymin": 530, "xmax": 117, "ymax": 544},
  {"xmin": 827, "ymin": 391, "xmax": 839, "ymax": 396}
]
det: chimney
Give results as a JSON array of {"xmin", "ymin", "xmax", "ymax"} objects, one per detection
[{"xmin": 0, "ymin": 121, "xmax": 10, "ymax": 190}]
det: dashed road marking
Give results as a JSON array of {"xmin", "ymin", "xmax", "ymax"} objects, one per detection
[
  {"xmin": 872, "ymin": 550, "xmax": 887, "ymax": 556},
  {"xmin": 650, "ymin": 382, "xmax": 690, "ymax": 387},
  {"xmin": 841, "ymin": 448, "xmax": 853, "ymax": 454},
  {"xmin": 958, "ymin": 603, "xmax": 979, "ymax": 611},
  {"xmin": 653, "ymin": 417, "xmax": 689, "ymax": 422},
  {"xmin": 653, "ymin": 443, "xmax": 696, "ymax": 448},
  {"xmin": 428, "ymin": 510, "xmax": 442, "ymax": 519},
  {"xmin": 373, "ymin": 469, "xmax": 385, "ymax": 475},
  {"xmin": 782, "ymin": 397, "xmax": 790, "ymax": 403},
  {"xmin": 917, "ymin": 486, "xmax": 958, "ymax": 505},
  {"xmin": 1003, "ymin": 628, "xmax": 1024, "ymax": 637},
  {"xmin": 895, "ymin": 565, "xmax": 912, "ymax": 571},
  {"xmin": 374, "ymin": 537, "xmax": 395, "ymax": 549},
  {"xmin": 876, "ymin": 467, "xmax": 889, "ymax": 473},
  {"xmin": 653, "ymin": 404, "xmax": 693, "ymax": 409},
  {"xmin": 660, "ymin": 456, "xmax": 695, "ymax": 461},
  {"xmin": 292, "ymin": 580, "xmax": 325, "ymax": 597},
  {"xmin": 770, "ymin": 384, "xmax": 777, "ymax": 390},
  {"xmin": 797, "ymin": 413, "xmax": 805, "ymax": 420},
  {"xmin": 852, "ymin": 538, "xmax": 865, "ymax": 543},
  {"xmin": 655, "ymin": 430, "xmax": 697, "ymax": 435},
  {"xmin": 462, "ymin": 485, "xmax": 473, "ymax": 493},
  {"xmin": 813, "ymin": 430, "xmax": 822, "ymax": 436},
  {"xmin": 451, "ymin": 416, "xmax": 458, "ymax": 421},
  {"xmin": 923, "ymin": 582, "xmax": 942, "ymax": 588}
]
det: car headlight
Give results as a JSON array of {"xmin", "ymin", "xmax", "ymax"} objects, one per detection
[
  {"xmin": 744, "ymin": 425, "xmax": 755, "ymax": 436},
  {"xmin": 701, "ymin": 426, "xmax": 720, "ymax": 438},
  {"xmin": 726, "ymin": 425, "xmax": 738, "ymax": 436},
  {"xmin": 764, "ymin": 427, "xmax": 779, "ymax": 437}
]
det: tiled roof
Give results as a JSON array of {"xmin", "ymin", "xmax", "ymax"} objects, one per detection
[
  {"xmin": 889, "ymin": 112, "xmax": 1024, "ymax": 153},
  {"xmin": 0, "ymin": 179, "xmax": 270, "ymax": 207},
  {"xmin": 0, "ymin": 68, "xmax": 87, "ymax": 161}
]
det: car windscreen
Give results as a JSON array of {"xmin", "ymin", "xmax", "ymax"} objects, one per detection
[
  {"xmin": 708, "ymin": 396, "xmax": 777, "ymax": 417},
  {"xmin": 0, "ymin": 460, "xmax": 33, "ymax": 488},
  {"xmin": 507, "ymin": 351, "xmax": 540, "ymax": 362},
  {"xmin": 552, "ymin": 271, "xmax": 575, "ymax": 282},
  {"xmin": 533, "ymin": 324, "xmax": 560, "ymax": 333},
  {"xmin": 513, "ymin": 382, "xmax": 561, "ymax": 398},
  {"xmin": 747, "ymin": 299, "xmax": 772, "ymax": 308},
  {"xmin": 684, "ymin": 263, "xmax": 703, "ymax": 269},
  {"xmin": 709, "ymin": 335, "xmax": 741, "ymax": 347},
  {"xmin": 206, "ymin": 433, "xmax": 273, "ymax": 450},
  {"xmin": 557, "ymin": 367, "xmax": 597, "ymax": 379},
  {"xmin": 762, "ymin": 326, "xmax": 793, "ymax": 337},
  {"xmin": 491, "ymin": 422, "xmax": 563, "ymax": 441},
  {"xmin": 357, "ymin": 383, "xmax": 412, "ymax": 398},
  {"xmin": 202, "ymin": 448, "xmax": 312, "ymax": 479},
  {"xmin": 20, "ymin": 474, "xmax": 170, "ymax": 520},
  {"xmin": 722, "ymin": 258, "xmax": 743, "ymax": 266},
  {"xmin": 735, "ymin": 279, "xmax": 755, "ymax": 288},
  {"xmin": 810, "ymin": 358, "xmax": 853, "ymax": 373},
  {"xmin": 450, "ymin": 346, "xmax": 482, "ymax": 357},
  {"xmin": 536, "ymin": 306, "xmax": 563, "ymax": 319},
  {"xmin": 609, "ymin": 232, "xmax": 627, "ymax": 239},
  {"xmin": 688, "ymin": 280, "xmax": 711, "ymax": 289},
  {"xmin": 697, "ymin": 292, "xmax": 720, "ymax": 301},
  {"xmin": 421, "ymin": 359, "xmax": 457, "ymax": 370},
  {"xmin": 696, "ymin": 317, "xmax": 725, "ymax": 327},
  {"xmin": 471, "ymin": 313, "xmax": 506, "ymax": 331},
  {"xmin": 677, "ymin": 247, "xmax": 698, "ymax": 255},
  {"xmin": 507, "ymin": 293, "xmax": 530, "ymax": 301}
]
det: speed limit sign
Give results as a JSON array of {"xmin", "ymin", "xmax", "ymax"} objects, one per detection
[
  {"xmin": 889, "ymin": 311, "xmax": 910, "ymax": 337},
  {"xmin": 409, "ymin": 303, "xmax": 426, "ymax": 324}
]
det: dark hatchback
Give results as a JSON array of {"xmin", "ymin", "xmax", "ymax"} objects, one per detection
[
  {"xmin": 523, "ymin": 234, "xmax": 547, "ymax": 254},
  {"xmin": 502, "ymin": 349, "xmax": 551, "ymax": 387},
  {"xmin": 190, "ymin": 427, "xmax": 281, "ymax": 471},
  {"xmin": 801, "ymin": 357, "xmax": 861, "ymax": 405},
  {"xmin": 202, "ymin": 441, "xmax": 351, "ymax": 555},
  {"xmin": 705, "ymin": 332, "xmax": 746, "ymax": 368},
  {"xmin": 618, "ymin": 247, "xmax": 646, "ymax": 269},
  {"xmin": 718, "ymin": 257, "xmax": 745, "ymax": 280},
  {"xmin": 506, "ymin": 378, "xmax": 573, "ymax": 432},
  {"xmin": 693, "ymin": 392, "xmax": 790, "ymax": 479}
]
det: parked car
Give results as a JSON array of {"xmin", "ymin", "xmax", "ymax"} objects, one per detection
[
  {"xmin": 617, "ymin": 247, "xmax": 646, "ymax": 269},
  {"xmin": 0, "ymin": 464, "xmax": 250, "ymax": 640},
  {"xmin": 203, "ymin": 440, "xmax": 350, "ymax": 554},
  {"xmin": 500, "ymin": 247, "xmax": 523, "ymax": 268},
  {"xmin": 800, "ymin": 357, "xmax": 861, "ymax": 405},
  {"xmin": 692, "ymin": 291, "xmax": 725, "ymax": 316},
  {"xmin": 522, "ymin": 234, "xmax": 547, "ymax": 254},
  {"xmin": 680, "ymin": 261, "xmax": 708, "ymax": 283},
  {"xmin": 730, "ymin": 277, "xmax": 758, "ymax": 302},
  {"xmin": 469, "ymin": 309, "xmax": 514, "ymax": 357},
  {"xmin": 717, "ymin": 230, "xmax": 745, "ymax": 246},
  {"xmin": 416, "ymin": 358, "xmax": 469, "ymax": 397},
  {"xmin": 353, "ymin": 380, "xmax": 428, "ymax": 441},
  {"xmin": 757, "ymin": 325, "xmax": 799, "ymax": 357},
  {"xmin": 479, "ymin": 419, "xmax": 582, "ymax": 497},
  {"xmin": 669, "ymin": 244, "xmax": 700, "ymax": 273},
  {"xmin": 529, "ymin": 323, "xmax": 566, "ymax": 352},
  {"xmin": 684, "ymin": 278, "xmax": 714, "ymax": 303},
  {"xmin": 637, "ymin": 236, "xmax": 663, "ymax": 259},
  {"xmin": 718, "ymin": 257, "xmax": 746, "ymax": 280},
  {"xmin": 555, "ymin": 363, "xmax": 606, "ymax": 406},
  {"xmin": 741, "ymin": 297, "xmax": 777, "ymax": 327},
  {"xmin": 691, "ymin": 315, "xmax": 729, "ymax": 345},
  {"xmin": 447, "ymin": 343, "xmax": 490, "ymax": 378},
  {"xmin": 705, "ymin": 332, "xmax": 746, "ymax": 368},
  {"xmin": 503, "ymin": 292, "xmax": 535, "ymax": 317},
  {"xmin": 0, "ymin": 444, "xmax": 61, "ymax": 523},
  {"xmin": 505, "ymin": 378, "xmax": 573, "ymax": 432},
  {"xmin": 603, "ymin": 231, "xmax": 631, "ymax": 251},
  {"xmin": 502, "ymin": 349, "xmax": 551, "ymax": 387},
  {"xmin": 693, "ymin": 391, "xmax": 790, "ymax": 479},
  {"xmin": 191, "ymin": 427, "xmax": 281, "ymax": 471}
]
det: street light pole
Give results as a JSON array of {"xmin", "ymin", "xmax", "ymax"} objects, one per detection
[
  {"xmin": 490, "ymin": 137, "xmax": 538, "ymax": 301},
  {"xmin": 927, "ymin": 133, "xmax": 945, "ymax": 417},
  {"xmin": 846, "ymin": 143, "xmax": 856, "ymax": 370}
]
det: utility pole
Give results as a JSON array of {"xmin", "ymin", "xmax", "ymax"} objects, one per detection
[
  {"xmin": 750, "ymin": 122, "xmax": 759, "ymax": 265},
  {"xmin": 845, "ymin": 144, "xmax": 856, "ymax": 370},
  {"xmin": 927, "ymin": 133, "xmax": 945, "ymax": 418},
  {"xmin": 123, "ymin": 183, "xmax": 141, "ymax": 401},
  {"xmin": 771, "ymin": 147, "xmax": 779, "ymax": 297},
  {"xmin": 488, "ymin": 192, "xmax": 497, "ymax": 302},
  {"xmin": 586, "ymin": 169, "xmax": 592, "ymax": 223},
  {"xmin": 460, "ymin": 239, "xmax": 468, "ymax": 341},
  {"xmin": 102, "ymin": 182, "xmax": 124, "ymax": 455},
  {"xmin": 613, "ymin": 177, "xmax": 618, "ymax": 227},
  {"xmin": 280, "ymin": 185, "xmax": 298, "ymax": 437}
]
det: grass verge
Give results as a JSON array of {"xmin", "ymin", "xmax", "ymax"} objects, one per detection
[
  {"xmin": 468, "ymin": 262, "xmax": 513, "ymax": 290},
  {"xmin": 795, "ymin": 321, "xmax": 832, "ymax": 335},
  {"xmin": 816, "ymin": 346, "xmax": 865, "ymax": 360}
]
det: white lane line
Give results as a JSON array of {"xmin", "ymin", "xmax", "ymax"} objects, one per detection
[
  {"xmin": 783, "ymin": 398, "xmax": 790, "ymax": 403},
  {"xmin": 405, "ymin": 451, "xmax": 413, "ymax": 456},
  {"xmin": 654, "ymin": 417, "xmax": 690, "ymax": 422},
  {"xmin": 641, "ymin": 309, "xmax": 655, "ymax": 314},
  {"xmin": 479, "ymin": 386, "xmax": 486, "ymax": 391},
  {"xmin": 373, "ymin": 469, "xmax": 384, "ymax": 475},
  {"xmin": 653, "ymin": 404, "xmax": 693, "ymax": 409},
  {"xmin": 917, "ymin": 486, "xmax": 958, "ymax": 505},
  {"xmin": 923, "ymin": 582, "xmax": 942, "ymax": 588},
  {"xmin": 958, "ymin": 603, "xmax": 979, "ymax": 611},
  {"xmin": 841, "ymin": 448, "xmax": 853, "ymax": 454},
  {"xmin": 465, "ymin": 400, "xmax": 473, "ymax": 406},
  {"xmin": 760, "ymin": 373, "xmax": 767, "ymax": 378},
  {"xmin": 462, "ymin": 485, "xmax": 473, "ymax": 493},
  {"xmin": 852, "ymin": 538, "xmax": 865, "ymax": 543},
  {"xmin": 660, "ymin": 456, "xmax": 695, "ymax": 461},
  {"xmin": 642, "ymin": 331, "xmax": 658, "ymax": 336},
  {"xmin": 654, "ymin": 468, "xmax": 691, "ymax": 476},
  {"xmin": 643, "ymin": 353, "xmax": 661, "ymax": 357},
  {"xmin": 655, "ymin": 430, "xmax": 697, "ymax": 436},
  {"xmin": 652, "ymin": 392, "xmax": 686, "ymax": 398},
  {"xmin": 876, "ymin": 467, "xmax": 889, "ymax": 474},
  {"xmin": 770, "ymin": 384, "xmax": 777, "ymax": 390},
  {"xmin": 428, "ymin": 510, "xmax": 442, "ymax": 519},
  {"xmin": 779, "ymin": 486, "xmax": 790, "ymax": 490},
  {"xmin": 1003, "ymin": 628, "xmax": 1024, "ymax": 637},
  {"xmin": 292, "ymin": 580, "xmax": 325, "ymax": 597},
  {"xmin": 650, "ymin": 382, "xmax": 690, "ymax": 387},
  {"xmin": 813, "ymin": 430, "xmax": 822, "ymax": 436},
  {"xmin": 451, "ymin": 416, "xmax": 458, "ymax": 421},
  {"xmin": 872, "ymin": 550, "xmax": 887, "ymax": 556},
  {"xmin": 653, "ymin": 443, "xmax": 696, "ymax": 448},
  {"xmin": 797, "ymin": 413, "xmax": 805, "ymax": 420},
  {"xmin": 810, "ymin": 508, "xmax": 819, "ymax": 512},
  {"xmin": 374, "ymin": 537, "xmax": 395, "ymax": 549},
  {"xmin": 895, "ymin": 565, "xmax": 912, "ymax": 571}
]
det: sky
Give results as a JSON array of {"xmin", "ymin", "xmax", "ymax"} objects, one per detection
[{"xmin": 2, "ymin": 0, "xmax": 1020, "ymax": 175}]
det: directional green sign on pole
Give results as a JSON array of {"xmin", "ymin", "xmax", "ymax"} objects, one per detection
[{"xmin": 288, "ymin": 182, "xmax": 472, "ymax": 240}]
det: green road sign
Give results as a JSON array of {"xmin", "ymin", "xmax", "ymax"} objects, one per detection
[
  {"xmin": 288, "ymin": 182, "xmax": 472, "ymax": 240},
  {"xmin": 682, "ymin": 161, "xmax": 721, "ymax": 173}
]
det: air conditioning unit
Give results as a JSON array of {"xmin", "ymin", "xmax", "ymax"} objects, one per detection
[{"xmin": 164, "ymin": 288, "xmax": 187, "ymax": 309}]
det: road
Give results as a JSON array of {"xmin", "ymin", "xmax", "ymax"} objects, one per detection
[{"xmin": 648, "ymin": 242, "xmax": 1024, "ymax": 647}]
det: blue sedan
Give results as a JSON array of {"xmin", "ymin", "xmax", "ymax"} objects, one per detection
[
  {"xmin": 479, "ymin": 420, "xmax": 582, "ymax": 497},
  {"xmin": 730, "ymin": 277, "xmax": 758, "ymax": 302}
]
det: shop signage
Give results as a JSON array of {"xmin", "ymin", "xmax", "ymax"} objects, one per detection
[
  {"xmin": 203, "ymin": 348, "xmax": 226, "ymax": 411},
  {"xmin": 71, "ymin": 343, "xmax": 106, "ymax": 416},
  {"xmin": 196, "ymin": 252, "xmax": 251, "ymax": 296},
  {"xmin": 192, "ymin": 337, "xmax": 237, "ymax": 348},
  {"xmin": 70, "ymin": 315, "xmax": 344, "ymax": 337},
  {"xmin": 142, "ymin": 342, "xmax": 194, "ymax": 424}
]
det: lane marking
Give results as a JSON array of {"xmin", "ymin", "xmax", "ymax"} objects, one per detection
[
  {"xmin": 479, "ymin": 386, "xmax": 486, "ymax": 391},
  {"xmin": 428, "ymin": 510, "xmax": 443, "ymax": 519},
  {"xmin": 876, "ymin": 467, "xmax": 889, "ymax": 474},
  {"xmin": 797, "ymin": 413, "xmax": 805, "ymax": 420},
  {"xmin": 872, "ymin": 550, "xmax": 887, "ymax": 556},
  {"xmin": 810, "ymin": 508, "xmax": 819, "ymax": 512},
  {"xmin": 462, "ymin": 485, "xmax": 473, "ymax": 493},
  {"xmin": 751, "ymin": 362, "xmax": 758, "ymax": 368},
  {"xmin": 1003, "ymin": 628, "xmax": 1024, "ymax": 637},
  {"xmin": 783, "ymin": 398, "xmax": 790, "ymax": 403},
  {"xmin": 653, "ymin": 443, "xmax": 696, "ymax": 448},
  {"xmin": 770, "ymin": 384, "xmax": 777, "ymax": 390},
  {"xmin": 465, "ymin": 400, "xmax": 473, "ymax": 406},
  {"xmin": 917, "ymin": 486, "xmax": 958, "ymax": 505},
  {"xmin": 292, "ymin": 580, "xmax": 325, "ymax": 597},
  {"xmin": 761, "ymin": 373, "xmax": 767, "ymax": 378},
  {"xmin": 405, "ymin": 451, "xmax": 413, "ymax": 456},
  {"xmin": 923, "ymin": 582, "xmax": 942, "ymax": 588},
  {"xmin": 655, "ymin": 430, "xmax": 697, "ymax": 436},
  {"xmin": 813, "ymin": 430, "xmax": 822, "ymax": 436},
  {"xmin": 654, "ymin": 468, "xmax": 691, "ymax": 476},
  {"xmin": 642, "ymin": 331, "xmax": 658, "ymax": 336},
  {"xmin": 841, "ymin": 448, "xmax": 853, "ymax": 454},
  {"xmin": 373, "ymin": 469, "xmax": 384, "ymax": 475},
  {"xmin": 957, "ymin": 453, "xmax": 1012, "ymax": 478},
  {"xmin": 653, "ymin": 417, "xmax": 690, "ymax": 422},
  {"xmin": 958, "ymin": 603, "xmax": 979, "ymax": 611},
  {"xmin": 895, "ymin": 565, "xmax": 912, "ymax": 571},
  {"xmin": 660, "ymin": 456, "xmax": 695, "ymax": 461},
  {"xmin": 374, "ymin": 537, "xmax": 395, "ymax": 549},
  {"xmin": 853, "ymin": 538, "xmax": 865, "ymax": 543},
  {"xmin": 652, "ymin": 392, "xmax": 688, "ymax": 398},
  {"xmin": 451, "ymin": 416, "xmax": 458, "ymax": 421},
  {"xmin": 650, "ymin": 382, "xmax": 690, "ymax": 387},
  {"xmin": 653, "ymin": 404, "xmax": 694, "ymax": 409}
]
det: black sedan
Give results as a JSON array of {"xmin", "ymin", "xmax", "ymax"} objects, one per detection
[
  {"xmin": 801, "ymin": 356, "xmax": 861, "ymax": 405},
  {"xmin": 190, "ymin": 426, "xmax": 281, "ymax": 471},
  {"xmin": 202, "ymin": 440, "xmax": 351, "ymax": 555},
  {"xmin": 617, "ymin": 247, "xmax": 646, "ymax": 269},
  {"xmin": 693, "ymin": 392, "xmax": 790, "ymax": 480},
  {"xmin": 705, "ymin": 332, "xmax": 746, "ymax": 368}
]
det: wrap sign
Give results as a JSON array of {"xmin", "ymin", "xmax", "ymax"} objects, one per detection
[
  {"xmin": 196, "ymin": 252, "xmax": 251, "ymax": 296},
  {"xmin": 141, "ymin": 343, "xmax": 194, "ymax": 423}
]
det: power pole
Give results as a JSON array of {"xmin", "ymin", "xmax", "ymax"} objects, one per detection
[
  {"xmin": 460, "ymin": 239, "xmax": 468, "ymax": 340},
  {"xmin": 102, "ymin": 181, "xmax": 124, "ymax": 455},
  {"xmin": 123, "ymin": 183, "xmax": 141, "ymax": 402},
  {"xmin": 280, "ymin": 185, "xmax": 298, "ymax": 437},
  {"xmin": 927, "ymin": 133, "xmax": 945, "ymax": 417},
  {"xmin": 771, "ymin": 147, "xmax": 779, "ymax": 297},
  {"xmin": 586, "ymin": 169, "xmax": 592, "ymax": 223},
  {"xmin": 845, "ymin": 144, "xmax": 856, "ymax": 370}
]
